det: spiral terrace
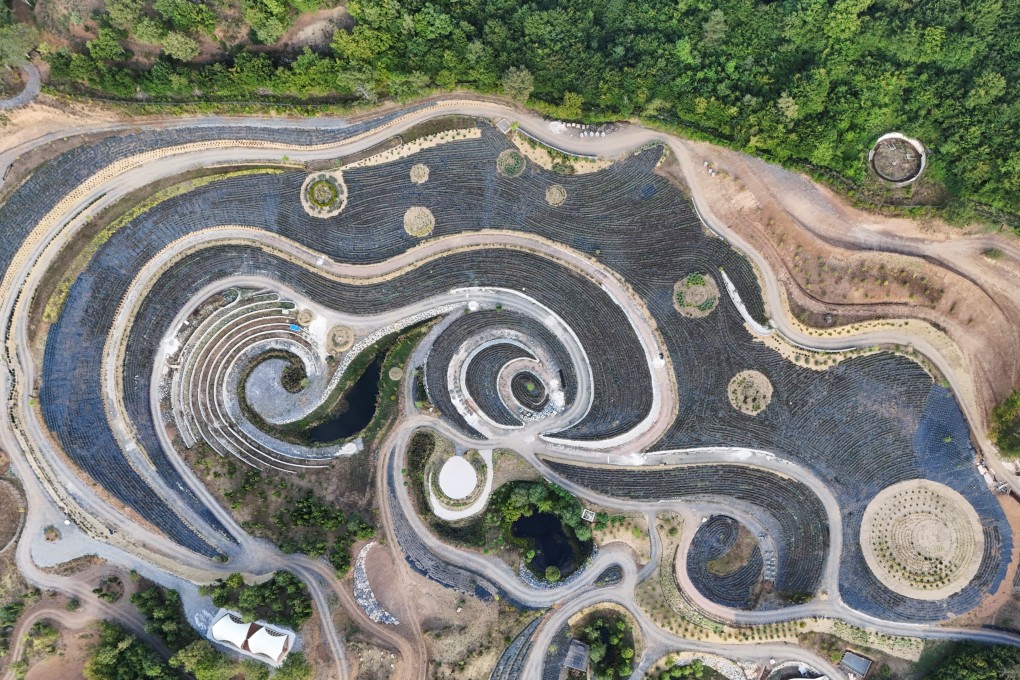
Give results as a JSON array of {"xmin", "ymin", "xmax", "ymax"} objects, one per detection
[{"xmin": 0, "ymin": 100, "xmax": 1016, "ymax": 680}]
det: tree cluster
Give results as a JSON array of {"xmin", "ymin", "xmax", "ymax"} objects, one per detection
[
  {"xmin": 573, "ymin": 611, "xmax": 636, "ymax": 680},
  {"xmin": 130, "ymin": 584, "xmax": 199, "ymax": 649},
  {"xmin": 84, "ymin": 622, "xmax": 175, "ymax": 680},
  {"xmin": 652, "ymin": 659, "xmax": 712, "ymax": 679},
  {"xmin": 925, "ymin": 642, "xmax": 1020, "ymax": 680},
  {"xmin": 39, "ymin": 0, "xmax": 1020, "ymax": 220},
  {"xmin": 991, "ymin": 389, "xmax": 1020, "ymax": 458},
  {"xmin": 200, "ymin": 571, "xmax": 313, "ymax": 629}
]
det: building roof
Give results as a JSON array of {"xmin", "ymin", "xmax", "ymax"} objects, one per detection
[
  {"xmin": 210, "ymin": 614, "xmax": 253, "ymax": 649},
  {"xmin": 248, "ymin": 625, "xmax": 290, "ymax": 662},
  {"xmin": 840, "ymin": 650, "xmax": 873, "ymax": 676},
  {"xmin": 564, "ymin": 639, "xmax": 590, "ymax": 671}
]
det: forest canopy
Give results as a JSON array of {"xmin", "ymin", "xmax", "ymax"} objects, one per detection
[{"xmin": 30, "ymin": 0, "xmax": 1020, "ymax": 218}]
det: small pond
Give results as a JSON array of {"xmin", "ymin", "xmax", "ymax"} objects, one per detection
[
  {"xmin": 511, "ymin": 512, "xmax": 590, "ymax": 577},
  {"xmin": 305, "ymin": 353, "xmax": 385, "ymax": 443}
]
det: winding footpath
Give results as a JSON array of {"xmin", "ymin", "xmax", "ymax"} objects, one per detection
[{"xmin": 0, "ymin": 98, "xmax": 1017, "ymax": 680}]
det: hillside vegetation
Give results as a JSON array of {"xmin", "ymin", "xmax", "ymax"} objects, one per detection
[{"xmin": 9, "ymin": 0, "xmax": 1020, "ymax": 219}]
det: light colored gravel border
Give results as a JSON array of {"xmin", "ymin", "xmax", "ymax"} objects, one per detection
[{"xmin": 860, "ymin": 479, "xmax": 984, "ymax": 601}]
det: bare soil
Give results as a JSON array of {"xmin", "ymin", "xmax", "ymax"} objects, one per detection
[
  {"xmin": 670, "ymin": 140, "xmax": 1020, "ymax": 436},
  {"xmin": 0, "ymin": 482, "xmax": 21, "ymax": 551},
  {"xmin": 24, "ymin": 620, "xmax": 96, "ymax": 680}
]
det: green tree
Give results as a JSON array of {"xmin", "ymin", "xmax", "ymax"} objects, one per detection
[
  {"xmin": 105, "ymin": 0, "xmax": 145, "ymax": 31},
  {"xmin": 0, "ymin": 23, "xmax": 39, "ymax": 68},
  {"xmin": 275, "ymin": 652, "xmax": 313, "ymax": 680},
  {"xmin": 84, "ymin": 622, "xmax": 175, "ymax": 680},
  {"xmin": 162, "ymin": 32, "xmax": 201, "ymax": 61},
  {"xmin": 170, "ymin": 640, "xmax": 234, "ymax": 680},
  {"xmin": 87, "ymin": 29, "xmax": 129, "ymax": 62},
  {"xmin": 545, "ymin": 565, "xmax": 561, "ymax": 582},
  {"xmin": 155, "ymin": 0, "xmax": 217, "ymax": 35},
  {"xmin": 133, "ymin": 19, "xmax": 165, "ymax": 46},
  {"xmin": 992, "ymin": 390, "xmax": 1020, "ymax": 458},
  {"xmin": 502, "ymin": 66, "xmax": 534, "ymax": 103}
]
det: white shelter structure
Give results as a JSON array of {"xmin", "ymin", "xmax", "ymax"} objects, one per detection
[{"xmin": 208, "ymin": 609, "xmax": 295, "ymax": 666}]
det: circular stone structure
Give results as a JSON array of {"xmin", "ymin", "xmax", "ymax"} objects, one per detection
[
  {"xmin": 727, "ymin": 370, "xmax": 773, "ymax": 416},
  {"xmin": 545, "ymin": 184, "xmax": 567, "ymax": 206},
  {"xmin": 388, "ymin": 366, "xmax": 404, "ymax": 381},
  {"xmin": 861, "ymin": 479, "xmax": 984, "ymax": 600},
  {"xmin": 410, "ymin": 163, "xmax": 430, "ymax": 184},
  {"xmin": 403, "ymin": 207, "xmax": 436, "ymax": 237},
  {"xmin": 437, "ymin": 456, "xmax": 478, "ymax": 500},
  {"xmin": 496, "ymin": 149, "xmax": 526, "ymax": 178},
  {"xmin": 673, "ymin": 272, "xmax": 720, "ymax": 318},
  {"xmin": 300, "ymin": 171, "xmax": 348, "ymax": 218},
  {"xmin": 868, "ymin": 133, "xmax": 926, "ymax": 186},
  {"xmin": 296, "ymin": 308, "xmax": 314, "ymax": 326}
]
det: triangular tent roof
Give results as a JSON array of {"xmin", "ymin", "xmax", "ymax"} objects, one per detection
[
  {"xmin": 210, "ymin": 614, "xmax": 253, "ymax": 649},
  {"xmin": 247, "ymin": 624, "xmax": 289, "ymax": 662}
]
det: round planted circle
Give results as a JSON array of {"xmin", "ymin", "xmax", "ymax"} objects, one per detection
[
  {"xmin": 403, "ymin": 206, "xmax": 436, "ymax": 238},
  {"xmin": 496, "ymin": 149, "xmax": 526, "ymax": 178},
  {"xmin": 545, "ymin": 184, "xmax": 567, "ymax": 206},
  {"xmin": 673, "ymin": 272, "xmax": 720, "ymax": 318},
  {"xmin": 861, "ymin": 479, "xmax": 984, "ymax": 600},
  {"xmin": 410, "ymin": 163, "xmax": 430, "ymax": 184},
  {"xmin": 727, "ymin": 370, "xmax": 772, "ymax": 416},
  {"xmin": 300, "ymin": 171, "xmax": 348, "ymax": 218},
  {"xmin": 438, "ymin": 456, "xmax": 478, "ymax": 500}
]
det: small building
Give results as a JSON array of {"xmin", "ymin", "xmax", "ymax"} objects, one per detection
[
  {"xmin": 564, "ymin": 639, "xmax": 590, "ymax": 673},
  {"xmin": 839, "ymin": 650, "xmax": 873, "ymax": 678},
  {"xmin": 208, "ymin": 610, "xmax": 294, "ymax": 666},
  {"xmin": 580, "ymin": 508, "xmax": 596, "ymax": 523}
]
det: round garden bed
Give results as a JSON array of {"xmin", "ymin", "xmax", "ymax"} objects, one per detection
[
  {"xmin": 403, "ymin": 207, "xmax": 436, "ymax": 238},
  {"xmin": 860, "ymin": 479, "xmax": 984, "ymax": 600},
  {"xmin": 869, "ymin": 133, "xmax": 926, "ymax": 185},
  {"xmin": 300, "ymin": 171, "xmax": 348, "ymax": 218},
  {"xmin": 545, "ymin": 184, "xmax": 567, "ymax": 206},
  {"xmin": 727, "ymin": 370, "xmax": 773, "ymax": 416},
  {"xmin": 410, "ymin": 163, "xmax": 430, "ymax": 184},
  {"xmin": 673, "ymin": 272, "xmax": 720, "ymax": 318},
  {"xmin": 496, "ymin": 149, "xmax": 526, "ymax": 178}
]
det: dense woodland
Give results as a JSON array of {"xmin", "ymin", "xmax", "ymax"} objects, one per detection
[{"xmin": 0, "ymin": 0, "xmax": 1014, "ymax": 219}]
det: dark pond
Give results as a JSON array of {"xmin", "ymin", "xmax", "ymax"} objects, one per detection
[
  {"xmin": 511, "ymin": 512, "xmax": 589, "ymax": 577},
  {"xmin": 305, "ymin": 353, "xmax": 384, "ymax": 443}
]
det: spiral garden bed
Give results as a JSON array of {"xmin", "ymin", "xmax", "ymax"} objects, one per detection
[{"xmin": 673, "ymin": 272, "xmax": 719, "ymax": 318}]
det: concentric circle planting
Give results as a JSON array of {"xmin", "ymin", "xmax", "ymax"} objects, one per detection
[
  {"xmin": 300, "ymin": 170, "xmax": 348, "ymax": 218},
  {"xmin": 545, "ymin": 184, "xmax": 567, "ymax": 206},
  {"xmin": 861, "ymin": 479, "xmax": 984, "ymax": 600},
  {"xmin": 496, "ymin": 149, "xmax": 526, "ymax": 177},
  {"xmin": 673, "ymin": 272, "xmax": 719, "ymax": 318},
  {"xmin": 403, "ymin": 207, "xmax": 436, "ymax": 237}
]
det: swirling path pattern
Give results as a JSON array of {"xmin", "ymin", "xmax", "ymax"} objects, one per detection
[{"xmin": 1, "ymin": 101, "xmax": 1017, "ymax": 680}]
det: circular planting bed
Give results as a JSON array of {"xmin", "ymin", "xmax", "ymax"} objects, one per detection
[
  {"xmin": 545, "ymin": 184, "xmax": 567, "ymax": 206},
  {"xmin": 496, "ymin": 149, "xmax": 526, "ymax": 178},
  {"xmin": 869, "ymin": 133, "xmax": 926, "ymax": 185},
  {"xmin": 409, "ymin": 163, "xmax": 430, "ymax": 184},
  {"xmin": 673, "ymin": 272, "xmax": 719, "ymax": 318},
  {"xmin": 727, "ymin": 370, "xmax": 773, "ymax": 416},
  {"xmin": 403, "ymin": 207, "xmax": 436, "ymax": 238},
  {"xmin": 296, "ymin": 308, "xmax": 314, "ymax": 326},
  {"xmin": 388, "ymin": 366, "xmax": 404, "ymax": 382},
  {"xmin": 511, "ymin": 371, "xmax": 549, "ymax": 411},
  {"xmin": 328, "ymin": 325, "xmax": 355, "ymax": 353},
  {"xmin": 438, "ymin": 456, "xmax": 478, "ymax": 500},
  {"xmin": 300, "ymin": 171, "xmax": 348, "ymax": 218},
  {"xmin": 861, "ymin": 479, "xmax": 984, "ymax": 600}
]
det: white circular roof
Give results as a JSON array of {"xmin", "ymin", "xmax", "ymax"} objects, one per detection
[{"xmin": 438, "ymin": 456, "xmax": 478, "ymax": 500}]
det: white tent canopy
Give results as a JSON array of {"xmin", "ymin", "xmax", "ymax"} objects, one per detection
[
  {"xmin": 248, "ymin": 625, "xmax": 289, "ymax": 662},
  {"xmin": 210, "ymin": 614, "xmax": 252, "ymax": 649}
]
